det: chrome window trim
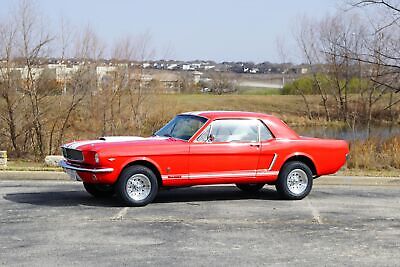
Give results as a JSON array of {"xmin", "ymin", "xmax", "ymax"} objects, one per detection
[
  {"xmin": 268, "ymin": 153, "xmax": 278, "ymax": 171},
  {"xmin": 159, "ymin": 114, "xmax": 208, "ymax": 142},
  {"xmin": 258, "ymin": 120, "xmax": 274, "ymax": 141},
  {"xmin": 194, "ymin": 124, "xmax": 212, "ymax": 143},
  {"xmin": 194, "ymin": 118, "xmax": 261, "ymax": 144}
]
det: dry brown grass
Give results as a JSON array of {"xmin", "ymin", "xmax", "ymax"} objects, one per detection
[
  {"xmin": 2, "ymin": 93, "xmax": 399, "ymax": 173},
  {"xmin": 64, "ymin": 94, "xmax": 400, "ymax": 173},
  {"xmin": 67, "ymin": 93, "xmax": 334, "ymax": 141},
  {"xmin": 347, "ymin": 136, "xmax": 400, "ymax": 171}
]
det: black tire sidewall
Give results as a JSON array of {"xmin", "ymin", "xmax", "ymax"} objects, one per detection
[
  {"xmin": 116, "ymin": 165, "xmax": 158, "ymax": 206},
  {"xmin": 83, "ymin": 182, "xmax": 115, "ymax": 198},
  {"xmin": 276, "ymin": 161, "xmax": 313, "ymax": 200},
  {"xmin": 236, "ymin": 183, "xmax": 265, "ymax": 192}
]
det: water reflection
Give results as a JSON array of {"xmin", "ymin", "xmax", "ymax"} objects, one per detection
[{"xmin": 292, "ymin": 125, "xmax": 400, "ymax": 141}]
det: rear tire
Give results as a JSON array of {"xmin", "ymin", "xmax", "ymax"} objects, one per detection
[
  {"xmin": 116, "ymin": 165, "xmax": 158, "ymax": 207},
  {"xmin": 275, "ymin": 161, "xmax": 313, "ymax": 200},
  {"xmin": 236, "ymin": 183, "xmax": 265, "ymax": 192},
  {"xmin": 83, "ymin": 183, "xmax": 115, "ymax": 198}
]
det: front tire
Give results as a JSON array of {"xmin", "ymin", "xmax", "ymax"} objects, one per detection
[
  {"xmin": 83, "ymin": 183, "xmax": 115, "ymax": 198},
  {"xmin": 236, "ymin": 183, "xmax": 265, "ymax": 192},
  {"xmin": 116, "ymin": 165, "xmax": 159, "ymax": 207},
  {"xmin": 275, "ymin": 161, "xmax": 313, "ymax": 200}
]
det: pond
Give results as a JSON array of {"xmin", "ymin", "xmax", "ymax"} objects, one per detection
[{"xmin": 292, "ymin": 124, "xmax": 400, "ymax": 141}]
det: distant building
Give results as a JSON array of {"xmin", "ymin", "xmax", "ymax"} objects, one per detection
[
  {"xmin": 167, "ymin": 64, "xmax": 178, "ymax": 70},
  {"xmin": 193, "ymin": 71, "xmax": 203, "ymax": 84}
]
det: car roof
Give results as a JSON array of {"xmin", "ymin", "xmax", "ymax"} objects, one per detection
[
  {"xmin": 181, "ymin": 110, "xmax": 276, "ymax": 120},
  {"xmin": 181, "ymin": 110, "xmax": 300, "ymax": 139}
]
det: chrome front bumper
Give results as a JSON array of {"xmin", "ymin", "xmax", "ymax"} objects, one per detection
[{"xmin": 59, "ymin": 160, "xmax": 114, "ymax": 173}]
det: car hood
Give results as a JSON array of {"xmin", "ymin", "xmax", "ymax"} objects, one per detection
[{"xmin": 62, "ymin": 136, "xmax": 175, "ymax": 151}]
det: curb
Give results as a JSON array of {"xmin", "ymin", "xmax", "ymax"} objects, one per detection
[
  {"xmin": 314, "ymin": 175, "xmax": 400, "ymax": 186},
  {"xmin": 0, "ymin": 171, "xmax": 68, "ymax": 181}
]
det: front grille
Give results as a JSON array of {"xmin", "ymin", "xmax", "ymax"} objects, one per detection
[{"xmin": 62, "ymin": 148, "xmax": 84, "ymax": 161}]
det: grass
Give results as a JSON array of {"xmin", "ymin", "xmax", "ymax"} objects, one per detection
[
  {"xmin": 145, "ymin": 94, "xmax": 356, "ymax": 130},
  {"xmin": 337, "ymin": 168, "xmax": 400, "ymax": 177},
  {"xmin": 0, "ymin": 160, "xmax": 61, "ymax": 172},
  {"xmin": 1, "ymin": 93, "xmax": 399, "ymax": 175},
  {"xmin": 154, "ymin": 94, "xmax": 325, "ymax": 124},
  {"xmin": 347, "ymin": 136, "xmax": 400, "ymax": 171},
  {"xmin": 236, "ymin": 86, "xmax": 282, "ymax": 95}
]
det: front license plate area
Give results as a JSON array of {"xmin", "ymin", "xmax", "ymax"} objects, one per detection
[{"xmin": 65, "ymin": 168, "xmax": 82, "ymax": 181}]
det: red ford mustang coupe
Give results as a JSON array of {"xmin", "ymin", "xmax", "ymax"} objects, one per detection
[{"xmin": 60, "ymin": 111, "xmax": 349, "ymax": 206}]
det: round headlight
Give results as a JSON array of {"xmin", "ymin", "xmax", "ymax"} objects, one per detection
[{"xmin": 94, "ymin": 153, "xmax": 100, "ymax": 164}]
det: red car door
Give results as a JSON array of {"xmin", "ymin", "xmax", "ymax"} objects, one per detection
[
  {"xmin": 189, "ymin": 119, "xmax": 261, "ymax": 179},
  {"xmin": 256, "ymin": 123, "xmax": 279, "ymax": 177}
]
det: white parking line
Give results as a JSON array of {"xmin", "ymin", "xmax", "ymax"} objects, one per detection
[
  {"xmin": 306, "ymin": 199, "xmax": 323, "ymax": 224},
  {"xmin": 111, "ymin": 207, "xmax": 129, "ymax": 221}
]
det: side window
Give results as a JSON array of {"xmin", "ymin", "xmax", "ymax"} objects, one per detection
[
  {"xmin": 196, "ymin": 125, "xmax": 211, "ymax": 142},
  {"xmin": 259, "ymin": 121, "xmax": 273, "ymax": 141},
  {"xmin": 171, "ymin": 116, "xmax": 205, "ymax": 140},
  {"xmin": 210, "ymin": 119, "xmax": 259, "ymax": 143}
]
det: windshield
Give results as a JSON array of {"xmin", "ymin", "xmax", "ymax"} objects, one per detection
[{"xmin": 155, "ymin": 115, "xmax": 207, "ymax": 141}]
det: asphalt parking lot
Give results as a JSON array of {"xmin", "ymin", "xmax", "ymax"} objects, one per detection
[{"xmin": 1, "ymin": 179, "xmax": 400, "ymax": 266}]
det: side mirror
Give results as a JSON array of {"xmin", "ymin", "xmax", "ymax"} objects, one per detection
[{"xmin": 206, "ymin": 134, "xmax": 215, "ymax": 143}]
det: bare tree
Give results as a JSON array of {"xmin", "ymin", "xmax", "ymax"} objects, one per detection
[
  {"xmin": 0, "ymin": 17, "xmax": 24, "ymax": 156},
  {"xmin": 344, "ymin": 1, "xmax": 400, "ymax": 88},
  {"xmin": 295, "ymin": 17, "xmax": 331, "ymax": 121},
  {"xmin": 292, "ymin": 8, "xmax": 399, "ymax": 130},
  {"xmin": 325, "ymin": 1, "xmax": 400, "ymax": 132},
  {"xmin": 126, "ymin": 32, "xmax": 154, "ymax": 135},
  {"xmin": 209, "ymin": 72, "xmax": 235, "ymax": 95},
  {"xmin": 276, "ymin": 35, "xmax": 313, "ymax": 120},
  {"xmin": 16, "ymin": 0, "xmax": 54, "ymax": 158},
  {"xmin": 53, "ymin": 26, "xmax": 100, "ymax": 153},
  {"xmin": 318, "ymin": 14, "xmax": 368, "ymax": 122}
]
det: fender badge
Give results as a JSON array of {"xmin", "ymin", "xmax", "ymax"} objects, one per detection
[{"xmin": 108, "ymin": 158, "xmax": 116, "ymax": 162}]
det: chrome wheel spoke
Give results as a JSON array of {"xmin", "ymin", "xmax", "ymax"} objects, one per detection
[
  {"xmin": 126, "ymin": 174, "xmax": 152, "ymax": 201},
  {"xmin": 286, "ymin": 169, "xmax": 308, "ymax": 195}
]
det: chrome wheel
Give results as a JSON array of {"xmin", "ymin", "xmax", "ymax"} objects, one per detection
[
  {"xmin": 126, "ymin": 174, "xmax": 152, "ymax": 201},
  {"xmin": 286, "ymin": 169, "xmax": 308, "ymax": 195}
]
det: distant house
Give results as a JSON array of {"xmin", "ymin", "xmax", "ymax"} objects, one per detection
[
  {"xmin": 182, "ymin": 64, "xmax": 194, "ymax": 71},
  {"xmin": 150, "ymin": 71, "xmax": 181, "ymax": 93},
  {"xmin": 204, "ymin": 65, "xmax": 215, "ymax": 70},
  {"xmin": 192, "ymin": 63, "xmax": 201, "ymax": 69},
  {"xmin": 96, "ymin": 66, "xmax": 117, "ymax": 88},
  {"xmin": 10, "ymin": 66, "xmax": 44, "ymax": 80},
  {"xmin": 167, "ymin": 64, "xmax": 178, "ymax": 70},
  {"xmin": 193, "ymin": 71, "xmax": 203, "ymax": 84},
  {"xmin": 249, "ymin": 68, "xmax": 259, "ymax": 74},
  {"xmin": 287, "ymin": 66, "xmax": 309, "ymax": 75}
]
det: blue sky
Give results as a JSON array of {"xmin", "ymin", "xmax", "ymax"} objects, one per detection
[{"xmin": 0, "ymin": 0, "xmax": 339, "ymax": 62}]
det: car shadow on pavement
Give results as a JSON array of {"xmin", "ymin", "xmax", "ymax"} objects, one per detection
[
  {"xmin": 3, "ymin": 186, "xmax": 281, "ymax": 207},
  {"xmin": 154, "ymin": 186, "xmax": 281, "ymax": 204}
]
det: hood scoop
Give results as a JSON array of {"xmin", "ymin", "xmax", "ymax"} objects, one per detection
[{"xmin": 98, "ymin": 136, "xmax": 145, "ymax": 142}]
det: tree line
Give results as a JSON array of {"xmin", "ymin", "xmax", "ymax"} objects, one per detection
[
  {"xmin": 0, "ymin": 1, "xmax": 158, "ymax": 159},
  {"xmin": 283, "ymin": 0, "xmax": 400, "ymax": 133},
  {"xmin": 1, "ymin": 0, "xmax": 400, "ymax": 160}
]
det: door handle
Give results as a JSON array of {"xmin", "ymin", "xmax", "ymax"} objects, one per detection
[{"xmin": 250, "ymin": 144, "xmax": 260, "ymax": 148}]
